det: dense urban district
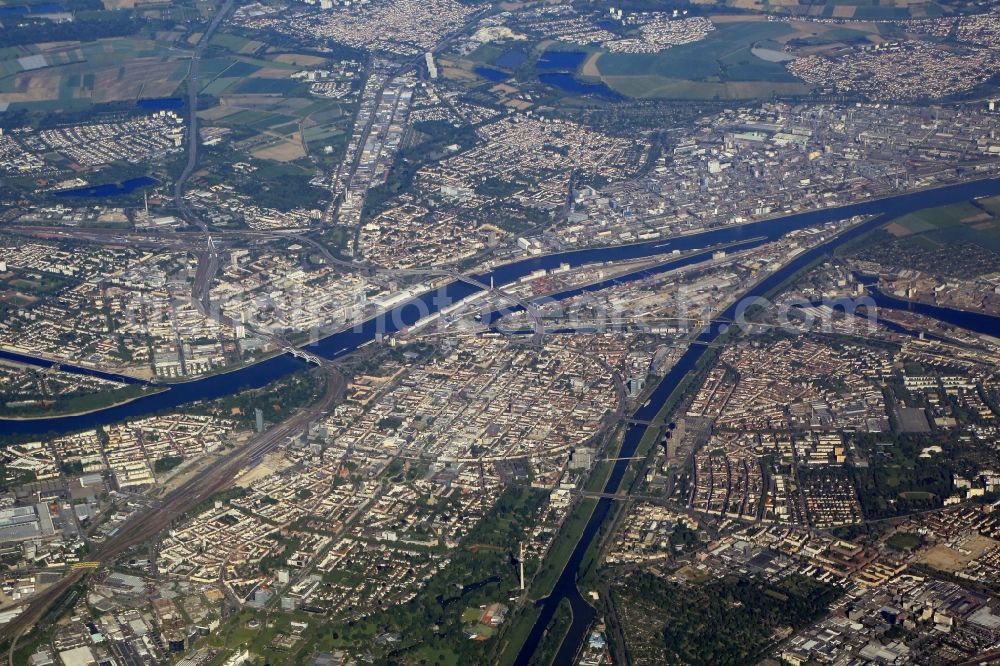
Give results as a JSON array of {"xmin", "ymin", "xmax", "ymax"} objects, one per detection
[{"xmin": 1, "ymin": 0, "xmax": 1000, "ymax": 665}]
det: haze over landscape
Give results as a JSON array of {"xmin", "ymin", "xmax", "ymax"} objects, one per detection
[{"xmin": 1, "ymin": 0, "xmax": 1000, "ymax": 665}]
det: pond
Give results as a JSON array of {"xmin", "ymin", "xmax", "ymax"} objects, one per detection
[
  {"xmin": 535, "ymin": 50, "xmax": 587, "ymax": 70},
  {"xmin": 474, "ymin": 67, "xmax": 510, "ymax": 82},
  {"xmin": 53, "ymin": 176, "xmax": 158, "ymax": 198},
  {"xmin": 137, "ymin": 97, "xmax": 184, "ymax": 111}
]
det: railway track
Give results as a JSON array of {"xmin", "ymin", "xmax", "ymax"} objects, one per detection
[{"xmin": 2, "ymin": 368, "xmax": 344, "ymax": 660}]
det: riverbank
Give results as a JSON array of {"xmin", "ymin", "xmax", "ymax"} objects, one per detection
[
  {"xmin": 0, "ymin": 385, "xmax": 167, "ymax": 421},
  {"xmin": 869, "ymin": 289, "xmax": 1000, "ymax": 339},
  {"xmin": 0, "ymin": 347, "xmax": 149, "ymax": 384}
]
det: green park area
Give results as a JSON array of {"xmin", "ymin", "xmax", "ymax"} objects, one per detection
[
  {"xmin": 613, "ymin": 571, "xmax": 843, "ymax": 665},
  {"xmin": 718, "ymin": 0, "xmax": 950, "ymax": 19},
  {"xmin": 593, "ymin": 20, "xmax": 809, "ymax": 99}
]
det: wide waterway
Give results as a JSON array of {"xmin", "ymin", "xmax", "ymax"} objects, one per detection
[
  {"xmin": 868, "ymin": 289, "xmax": 1000, "ymax": 338},
  {"xmin": 3, "ymin": 176, "xmax": 1000, "ymax": 442}
]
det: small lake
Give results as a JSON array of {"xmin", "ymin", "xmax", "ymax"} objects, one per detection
[
  {"xmin": 474, "ymin": 67, "xmax": 510, "ymax": 83},
  {"xmin": 54, "ymin": 176, "xmax": 158, "ymax": 198},
  {"xmin": 137, "ymin": 97, "xmax": 184, "ymax": 111},
  {"xmin": 0, "ymin": 2, "xmax": 61, "ymax": 14},
  {"xmin": 538, "ymin": 72, "xmax": 623, "ymax": 100},
  {"xmin": 535, "ymin": 50, "xmax": 587, "ymax": 70}
]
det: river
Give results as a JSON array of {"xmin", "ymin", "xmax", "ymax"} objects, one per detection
[
  {"xmin": 868, "ymin": 289, "xmax": 1000, "ymax": 338},
  {"xmin": 4, "ymin": 176, "xmax": 1000, "ymax": 438}
]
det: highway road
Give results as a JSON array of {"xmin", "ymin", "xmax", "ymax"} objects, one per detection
[{"xmin": 172, "ymin": 0, "xmax": 236, "ymax": 234}]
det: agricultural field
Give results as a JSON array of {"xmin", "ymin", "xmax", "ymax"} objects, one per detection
[
  {"xmin": 0, "ymin": 0, "xmax": 209, "ymax": 110},
  {"xmin": 845, "ymin": 199, "xmax": 1000, "ymax": 281},
  {"xmin": 883, "ymin": 200, "xmax": 1000, "ymax": 251},
  {"xmin": 444, "ymin": 6, "xmax": 1000, "ymax": 103},
  {"xmin": 596, "ymin": 21, "xmax": 799, "ymax": 78},
  {"xmin": 0, "ymin": 36, "xmax": 186, "ymax": 109},
  {"xmin": 586, "ymin": 17, "xmax": 894, "ymax": 99},
  {"xmin": 0, "ymin": 1, "xmax": 357, "ymax": 212},
  {"xmin": 715, "ymin": 0, "xmax": 960, "ymax": 20},
  {"xmin": 193, "ymin": 46, "xmax": 357, "ymax": 165},
  {"xmin": 167, "ymin": 23, "xmax": 360, "ymax": 212}
]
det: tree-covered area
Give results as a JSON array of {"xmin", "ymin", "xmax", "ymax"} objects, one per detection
[
  {"xmin": 846, "ymin": 428, "xmax": 998, "ymax": 518},
  {"xmin": 528, "ymin": 598, "xmax": 573, "ymax": 666},
  {"xmin": 478, "ymin": 200, "xmax": 553, "ymax": 234},
  {"xmin": 180, "ymin": 487, "xmax": 248, "ymax": 523},
  {"xmin": 232, "ymin": 170, "xmax": 328, "ymax": 212},
  {"xmin": 0, "ymin": 12, "xmax": 145, "ymax": 47},
  {"xmin": 614, "ymin": 572, "xmax": 842, "ymax": 666},
  {"xmin": 668, "ymin": 519, "xmax": 701, "ymax": 553},
  {"xmin": 153, "ymin": 456, "xmax": 183, "ymax": 474},
  {"xmin": 184, "ymin": 368, "xmax": 325, "ymax": 428},
  {"xmin": 283, "ymin": 486, "xmax": 548, "ymax": 664},
  {"xmin": 474, "ymin": 175, "xmax": 525, "ymax": 198},
  {"xmin": 0, "ymin": 382, "xmax": 156, "ymax": 419}
]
